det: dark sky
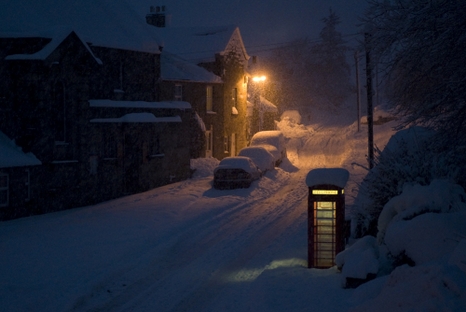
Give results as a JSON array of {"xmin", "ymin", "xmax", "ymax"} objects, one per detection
[{"xmin": 133, "ymin": 0, "xmax": 369, "ymax": 55}]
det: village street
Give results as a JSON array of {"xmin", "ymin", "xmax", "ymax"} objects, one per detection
[{"xmin": 0, "ymin": 115, "xmax": 397, "ymax": 311}]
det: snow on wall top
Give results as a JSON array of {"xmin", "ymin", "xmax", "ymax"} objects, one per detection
[
  {"xmin": 4, "ymin": 27, "xmax": 103, "ymax": 64},
  {"xmin": 161, "ymin": 52, "xmax": 222, "ymax": 83},
  {"xmin": 305, "ymin": 168, "xmax": 349, "ymax": 188},
  {"xmin": 89, "ymin": 99, "xmax": 191, "ymax": 110},
  {"xmin": 155, "ymin": 25, "xmax": 249, "ymax": 64},
  {"xmin": 0, "ymin": 131, "xmax": 41, "ymax": 168},
  {"xmin": 90, "ymin": 113, "xmax": 181, "ymax": 123},
  {"xmin": 0, "ymin": 0, "xmax": 161, "ymax": 54}
]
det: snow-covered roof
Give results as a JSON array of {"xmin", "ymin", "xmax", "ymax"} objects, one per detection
[
  {"xmin": 305, "ymin": 168, "xmax": 349, "ymax": 188},
  {"xmin": 90, "ymin": 113, "xmax": 181, "ymax": 123},
  {"xmin": 0, "ymin": 131, "xmax": 41, "ymax": 168},
  {"xmin": 89, "ymin": 99, "xmax": 191, "ymax": 110},
  {"xmin": 0, "ymin": 0, "xmax": 161, "ymax": 54},
  {"xmin": 155, "ymin": 25, "xmax": 249, "ymax": 64},
  {"xmin": 247, "ymin": 96, "xmax": 278, "ymax": 113},
  {"xmin": 194, "ymin": 112, "xmax": 206, "ymax": 132},
  {"xmin": 4, "ymin": 27, "xmax": 102, "ymax": 65},
  {"xmin": 161, "ymin": 52, "xmax": 222, "ymax": 83}
]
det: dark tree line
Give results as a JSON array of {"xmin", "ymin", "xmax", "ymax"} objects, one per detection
[
  {"xmin": 353, "ymin": 0, "xmax": 466, "ymax": 237},
  {"xmin": 364, "ymin": 0, "xmax": 466, "ymax": 142},
  {"xmin": 262, "ymin": 9, "xmax": 353, "ymax": 113}
]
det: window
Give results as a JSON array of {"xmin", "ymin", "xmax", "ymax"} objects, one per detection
[
  {"xmin": 103, "ymin": 135, "xmax": 118, "ymax": 160},
  {"xmin": 205, "ymin": 125, "xmax": 213, "ymax": 158},
  {"xmin": 150, "ymin": 135, "xmax": 162, "ymax": 157},
  {"xmin": 89, "ymin": 155, "xmax": 98, "ymax": 175},
  {"xmin": 53, "ymin": 81, "xmax": 66, "ymax": 143},
  {"xmin": 25, "ymin": 169, "xmax": 30, "ymax": 202},
  {"xmin": 0, "ymin": 173, "xmax": 8, "ymax": 207},
  {"xmin": 232, "ymin": 88, "xmax": 238, "ymax": 107},
  {"xmin": 154, "ymin": 136, "xmax": 161, "ymax": 154},
  {"xmin": 144, "ymin": 136, "xmax": 163, "ymax": 161},
  {"xmin": 224, "ymin": 136, "xmax": 229, "ymax": 153},
  {"xmin": 206, "ymin": 85, "xmax": 213, "ymax": 111},
  {"xmin": 174, "ymin": 84, "xmax": 183, "ymax": 101},
  {"xmin": 119, "ymin": 60, "xmax": 124, "ymax": 91}
]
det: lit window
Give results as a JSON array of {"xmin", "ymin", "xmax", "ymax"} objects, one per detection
[
  {"xmin": 206, "ymin": 85, "xmax": 213, "ymax": 111},
  {"xmin": 312, "ymin": 190, "xmax": 339, "ymax": 195},
  {"xmin": 0, "ymin": 173, "xmax": 8, "ymax": 207},
  {"xmin": 232, "ymin": 88, "xmax": 238, "ymax": 108},
  {"xmin": 174, "ymin": 84, "xmax": 183, "ymax": 101},
  {"xmin": 224, "ymin": 136, "xmax": 229, "ymax": 153}
]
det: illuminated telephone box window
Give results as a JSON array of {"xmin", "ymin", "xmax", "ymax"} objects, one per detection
[{"xmin": 306, "ymin": 168, "xmax": 349, "ymax": 269}]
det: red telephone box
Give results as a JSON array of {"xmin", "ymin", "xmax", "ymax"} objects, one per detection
[{"xmin": 306, "ymin": 168, "xmax": 349, "ymax": 268}]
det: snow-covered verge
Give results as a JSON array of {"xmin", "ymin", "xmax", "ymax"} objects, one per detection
[{"xmin": 338, "ymin": 178, "xmax": 466, "ymax": 311}]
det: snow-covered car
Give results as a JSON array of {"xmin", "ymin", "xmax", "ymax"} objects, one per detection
[
  {"xmin": 238, "ymin": 146, "xmax": 275, "ymax": 174},
  {"xmin": 213, "ymin": 156, "xmax": 261, "ymax": 189},
  {"xmin": 250, "ymin": 130, "xmax": 287, "ymax": 166}
]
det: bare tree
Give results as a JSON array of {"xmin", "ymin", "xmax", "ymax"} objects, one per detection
[{"xmin": 364, "ymin": 0, "xmax": 466, "ymax": 142}]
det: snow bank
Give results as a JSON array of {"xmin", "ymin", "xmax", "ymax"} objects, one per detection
[
  {"xmin": 345, "ymin": 178, "xmax": 466, "ymax": 310},
  {"xmin": 190, "ymin": 157, "xmax": 219, "ymax": 178},
  {"xmin": 336, "ymin": 236, "xmax": 379, "ymax": 281},
  {"xmin": 384, "ymin": 211, "xmax": 466, "ymax": 265},
  {"xmin": 377, "ymin": 179, "xmax": 466, "ymax": 244},
  {"xmin": 350, "ymin": 264, "xmax": 466, "ymax": 312}
]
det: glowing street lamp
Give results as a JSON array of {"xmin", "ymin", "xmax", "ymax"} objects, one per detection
[{"xmin": 252, "ymin": 75, "xmax": 266, "ymax": 83}]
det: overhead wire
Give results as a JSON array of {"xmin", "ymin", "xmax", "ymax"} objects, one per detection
[{"xmin": 178, "ymin": 32, "xmax": 362, "ymax": 61}]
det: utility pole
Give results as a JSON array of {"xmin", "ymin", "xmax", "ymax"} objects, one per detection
[
  {"xmin": 365, "ymin": 31, "xmax": 374, "ymax": 169},
  {"xmin": 354, "ymin": 50, "xmax": 361, "ymax": 133}
]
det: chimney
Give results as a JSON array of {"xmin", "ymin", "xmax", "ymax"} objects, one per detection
[{"xmin": 146, "ymin": 5, "xmax": 168, "ymax": 28}]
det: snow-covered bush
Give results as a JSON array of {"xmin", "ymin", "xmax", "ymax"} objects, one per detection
[
  {"xmin": 280, "ymin": 110, "xmax": 301, "ymax": 124},
  {"xmin": 352, "ymin": 127, "xmax": 466, "ymax": 237},
  {"xmin": 340, "ymin": 179, "xmax": 466, "ymax": 293},
  {"xmin": 190, "ymin": 157, "xmax": 219, "ymax": 178},
  {"xmin": 335, "ymin": 235, "xmax": 380, "ymax": 288},
  {"xmin": 377, "ymin": 180, "xmax": 466, "ymax": 265},
  {"xmin": 378, "ymin": 180, "xmax": 466, "ymax": 244}
]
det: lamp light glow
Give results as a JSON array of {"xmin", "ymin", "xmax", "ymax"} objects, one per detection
[{"xmin": 252, "ymin": 75, "xmax": 266, "ymax": 82}]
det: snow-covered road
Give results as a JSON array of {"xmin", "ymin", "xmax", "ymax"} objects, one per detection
[
  {"xmin": 66, "ymin": 164, "xmax": 309, "ymax": 311},
  {"xmin": 1, "ymin": 112, "xmax": 399, "ymax": 311}
]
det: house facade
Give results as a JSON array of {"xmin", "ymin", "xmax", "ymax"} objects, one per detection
[
  {"xmin": 0, "ymin": 1, "xmax": 196, "ymax": 220},
  {"xmin": 147, "ymin": 9, "xmax": 251, "ymax": 160}
]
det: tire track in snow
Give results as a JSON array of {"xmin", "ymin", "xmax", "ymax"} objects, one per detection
[
  {"xmin": 164, "ymin": 171, "xmax": 309, "ymax": 312},
  {"xmin": 71, "ymin": 170, "xmax": 306, "ymax": 312}
]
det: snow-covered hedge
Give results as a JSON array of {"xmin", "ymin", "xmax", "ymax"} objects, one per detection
[
  {"xmin": 352, "ymin": 126, "xmax": 466, "ymax": 237},
  {"xmin": 339, "ymin": 179, "xmax": 466, "ymax": 309}
]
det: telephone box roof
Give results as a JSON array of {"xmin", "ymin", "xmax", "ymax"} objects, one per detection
[{"xmin": 306, "ymin": 168, "xmax": 349, "ymax": 188}]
